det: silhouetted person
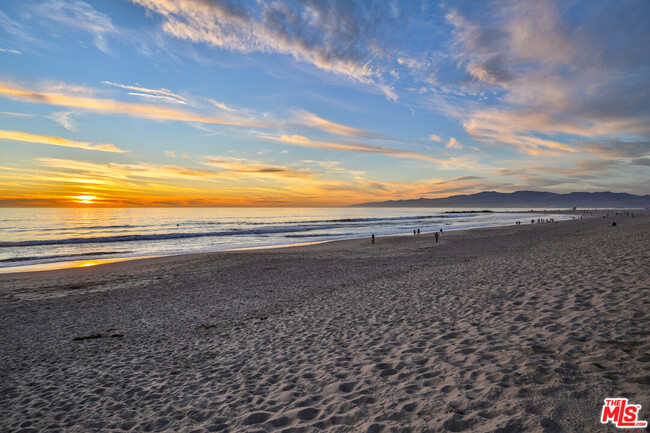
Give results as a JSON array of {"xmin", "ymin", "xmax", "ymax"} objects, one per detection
[
  {"xmin": 417, "ymin": 228, "xmax": 420, "ymax": 235},
  {"xmin": 371, "ymin": 234, "xmax": 375, "ymax": 244},
  {"xmin": 414, "ymin": 229, "xmax": 417, "ymax": 236},
  {"xmin": 435, "ymin": 232, "xmax": 439, "ymax": 243}
]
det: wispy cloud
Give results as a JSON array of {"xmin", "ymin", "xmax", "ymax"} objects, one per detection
[
  {"xmin": 39, "ymin": 0, "xmax": 116, "ymax": 53},
  {"xmin": 49, "ymin": 111, "xmax": 76, "ymax": 131},
  {"xmin": 102, "ymin": 80, "xmax": 187, "ymax": 104},
  {"xmin": 578, "ymin": 139, "xmax": 650, "ymax": 159},
  {"xmin": 202, "ymin": 156, "xmax": 313, "ymax": 179},
  {"xmin": 290, "ymin": 110, "xmax": 382, "ymax": 139},
  {"xmin": 0, "ymin": 111, "xmax": 36, "ymax": 117},
  {"xmin": 0, "ymin": 48, "xmax": 22, "ymax": 55},
  {"xmin": 0, "ymin": 81, "xmax": 270, "ymax": 127},
  {"xmin": 256, "ymin": 134, "xmax": 439, "ymax": 162},
  {"xmin": 428, "ymin": 134, "xmax": 442, "ymax": 142},
  {"xmin": 493, "ymin": 155, "xmax": 650, "ymax": 194},
  {"xmin": 0, "ymin": 130, "xmax": 127, "ymax": 153},
  {"xmin": 130, "ymin": 0, "xmax": 402, "ymax": 100},
  {"xmin": 208, "ymin": 99, "xmax": 248, "ymax": 116},
  {"xmin": 35, "ymin": 157, "xmax": 218, "ymax": 180},
  {"xmin": 0, "ymin": 10, "xmax": 40, "ymax": 46}
]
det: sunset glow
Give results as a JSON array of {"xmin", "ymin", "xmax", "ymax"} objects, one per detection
[
  {"xmin": 73, "ymin": 195, "xmax": 98, "ymax": 204},
  {"xmin": 0, "ymin": 0, "xmax": 648, "ymax": 207}
]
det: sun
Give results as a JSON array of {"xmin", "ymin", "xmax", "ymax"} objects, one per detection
[{"xmin": 73, "ymin": 195, "xmax": 98, "ymax": 204}]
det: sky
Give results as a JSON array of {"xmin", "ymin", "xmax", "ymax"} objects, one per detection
[{"xmin": 0, "ymin": 0, "xmax": 648, "ymax": 207}]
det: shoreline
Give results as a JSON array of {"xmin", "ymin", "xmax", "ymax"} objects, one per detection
[
  {"xmin": 0, "ymin": 209, "xmax": 588, "ymax": 275},
  {"xmin": 0, "ymin": 211, "xmax": 648, "ymax": 432}
]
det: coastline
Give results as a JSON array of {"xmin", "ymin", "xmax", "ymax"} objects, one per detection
[
  {"xmin": 1, "ymin": 211, "xmax": 647, "ymax": 432},
  {"xmin": 0, "ymin": 208, "xmax": 586, "ymax": 275}
]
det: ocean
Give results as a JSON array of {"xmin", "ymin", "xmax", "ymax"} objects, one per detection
[{"xmin": 0, "ymin": 207, "xmax": 574, "ymax": 272}]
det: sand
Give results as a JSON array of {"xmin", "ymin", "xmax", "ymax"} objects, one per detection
[{"xmin": 0, "ymin": 212, "xmax": 648, "ymax": 432}]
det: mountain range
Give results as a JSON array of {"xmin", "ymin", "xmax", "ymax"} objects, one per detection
[{"xmin": 351, "ymin": 191, "xmax": 650, "ymax": 208}]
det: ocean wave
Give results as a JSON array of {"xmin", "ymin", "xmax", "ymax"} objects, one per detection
[
  {"xmin": 0, "ymin": 251, "xmax": 124, "ymax": 263},
  {"xmin": 0, "ymin": 225, "xmax": 337, "ymax": 247},
  {"xmin": 283, "ymin": 233, "xmax": 341, "ymax": 238},
  {"xmin": 239, "ymin": 215, "xmax": 449, "ymax": 225},
  {"xmin": 3, "ymin": 224, "xmax": 141, "ymax": 235}
]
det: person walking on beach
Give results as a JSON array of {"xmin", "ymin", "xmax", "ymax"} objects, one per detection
[
  {"xmin": 414, "ymin": 229, "xmax": 417, "ymax": 236},
  {"xmin": 371, "ymin": 234, "xmax": 375, "ymax": 244},
  {"xmin": 417, "ymin": 228, "xmax": 420, "ymax": 235},
  {"xmin": 435, "ymin": 232, "xmax": 439, "ymax": 243}
]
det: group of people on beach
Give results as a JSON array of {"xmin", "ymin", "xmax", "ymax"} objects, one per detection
[
  {"xmin": 371, "ymin": 228, "xmax": 443, "ymax": 244},
  {"xmin": 515, "ymin": 218, "xmax": 555, "ymax": 225}
]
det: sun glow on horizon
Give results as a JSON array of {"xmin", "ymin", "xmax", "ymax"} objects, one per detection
[{"xmin": 73, "ymin": 195, "xmax": 98, "ymax": 204}]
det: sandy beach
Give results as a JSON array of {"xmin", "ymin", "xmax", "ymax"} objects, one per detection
[{"xmin": 0, "ymin": 212, "xmax": 648, "ymax": 432}]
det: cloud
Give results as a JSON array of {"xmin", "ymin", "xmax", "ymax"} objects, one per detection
[
  {"xmin": 202, "ymin": 156, "xmax": 313, "ymax": 179},
  {"xmin": 40, "ymin": 81, "xmax": 97, "ymax": 95},
  {"xmin": 0, "ymin": 130, "xmax": 127, "ymax": 153},
  {"xmin": 39, "ymin": 0, "xmax": 116, "ymax": 53},
  {"xmin": 446, "ymin": 137, "xmax": 462, "ymax": 149},
  {"xmin": 442, "ymin": 0, "xmax": 650, "ymax": 154},
  {"xmin": 102, "ymin": 80, "xmax": 187, "ymax": 104},
  {"xmin": 165, "ymin": 150, "xmax": 176, "ymax": 157},
  {"xmin": 0, "ymin": 81, "xmax": 270, "ymax": 127},
  {"xmin": 495, "ymin": 156, "xmax": 649, "ymax": 193},
  {"xmin": 461, "ymin": 109, "xmax": 580, "ymax": 155},
  {"xmin": 125, "ymin": 92, "xmax": 188, "ymax": 104},
  {"xmin": 208, "ymin": 99, "xmax": 248, "ymax": 116},
  {"xmin": 291, "ymin": 110, "xmax": 381, "ymax": 139},
  {"xmin": 130, "ymin": 0, "xmax": 403, "ymax": 99},
  {"xmin": 35, "ymin": 157, "xmax": 218, "ymax": 180},
  {"xmin": 578, "ymin": 140, "xmax": 650, "ymax": 159},
  {"xmin": 497, "ymin": 162, "xmax": 610, "ymax": 179},
  {"xmin": 257, "ymin": 134, "xmax": 443, "ymax": 162},
  {"xmin": 0, "ymin": 48, "xmax": 22, "ymax": 55},
  {"xmin": 49, "ymin": 111, "xmax": 76, "ymax": 131},
  {"xmin": 428, "ymin": 134, "xmax": 442, "ymax": 142},
  {"xmin": 398, "ymin": 57, "xmax": 426, "ymax": 71},
  {"xmin": 631, "ymin": 158, "xmax": 650, "ymax": 167},
  {"xmin": 0, "ymin": 111, "xmax": 36, "ymax": 117},
  {"xmin": 0, "ymin": 10, "xmax": 40, "ymax": 46}
]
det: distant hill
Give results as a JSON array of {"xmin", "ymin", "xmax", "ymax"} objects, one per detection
[{"xmin": 350, "ymin": 191, "xmax": 650, "ymax": 208}]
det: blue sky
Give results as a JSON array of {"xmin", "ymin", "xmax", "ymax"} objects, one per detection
[{"xmin": 0, "ymin": 0, "xmax": 648, "ymax": 206}]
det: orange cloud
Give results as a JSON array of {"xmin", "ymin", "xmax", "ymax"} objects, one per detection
[
  {"xmin": 291, "ymin": 110, "xmax": 382, "ymax": 138},
  {"xmin": 446, "ymin": 137, "xmax": 462, "ymax": 149},
  {"xmin": 257, "ymin": 134, "xmax": 445, "ymax": 162},
  {"xmin": 0, "ymin": 130, "xmax": 127, "ymax": 153},
  {"xmin": 0, "ymin": 82, "xmax": 270, "ymax": 127},
  {"xmin": 463, "ymin": 113, "xmax": 578, "ymax": 155},
  {"xmin": 202, "ymin": 157, "xmax": 314, "ymax": 179}
]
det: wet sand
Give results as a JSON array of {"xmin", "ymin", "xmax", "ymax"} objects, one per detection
[{"xmin": 0, "ymin": 212, "xmax": 648, "ymax": 432}]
